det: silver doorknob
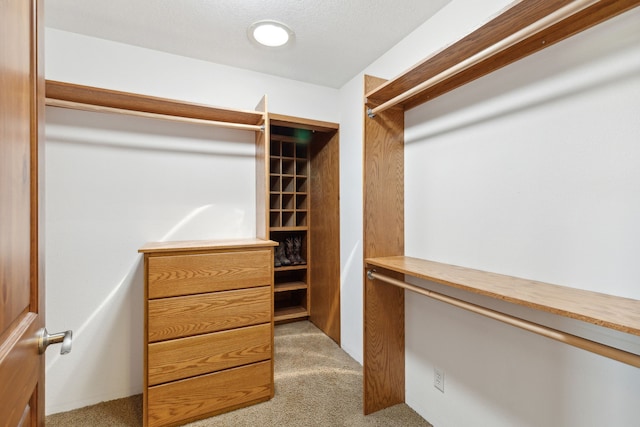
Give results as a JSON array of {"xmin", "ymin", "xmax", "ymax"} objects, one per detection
[{"xmin": 38, "ymin": 328, "xmax": 73, "ymax": 355}]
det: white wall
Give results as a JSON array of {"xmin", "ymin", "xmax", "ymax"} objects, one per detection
[
  {"xmin": 44, "ymin": 29, "xmax": 338, "ymax": 415},
  {"xmin": 339, "ymin": 1, "xmax": 640, "ymax": 426}
]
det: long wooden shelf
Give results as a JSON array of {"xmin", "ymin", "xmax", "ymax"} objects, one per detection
[
  {"xmin": 365, "ymin": 0, "xmax": 640, "ymax": 111},
  {"xmin": 45, "ymin": 80, "xmax": 264, "ymax": 126},
  {"xmin": 366, "ymin": 256, "xmax": 640, "ymax": 336}
]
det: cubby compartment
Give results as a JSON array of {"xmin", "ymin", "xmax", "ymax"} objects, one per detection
[
  {"xmin": 263, "ymin": 119, "xmax": 339, "ymax": 333},
  {"xmin": 295, "ymin": 194, "xmax": 307, "ymax": 210},
  {"xmin": 295, "ymin": 211, "xmax": 307, "ymax": 227},
  {"xmin": 270, "ymin": 211, "xmax": 281, "ymax": 228},
  {"xmin": 296, "ymin": 159, "xmax": 308, "ymax": 177},
  {"xmin": 296, "ymin": 177, "xmax": 307, "ymax": 193},
  {"xmin": 270, "ymin": 157, "xmax": 281, "ymax": 175},
  {"xmin": 270, "ymin": 176, "xmax": 280, "ymax": 192},
  {"xmin": 281, "ymin": 211, "xmax": 295, "ymax": 228},
  {"xmin": 282, "ymin": 141, "xmax": 295, "ymax": 158},
  {"xmin": 282, "ymin": 193, "xmax": 295, "ymax": 211},
  {"xmin": 274, "ymin": 269, "xmax": 307, "ymax": 293},
  {"xmin": 274, "ymin": 289, "xmax": 308, "ymax": 321},
  {"xmin": 282, "ymin": 158, "xmax": 296, "ymax": 176},
  {"xmin": 270, "ymin": 141, "xmax": 280, "ymax": 157},
  {"xmin": 270, "ymin": 194, "xmax": 281, "ymax": 211},
  {"xmin": 295, "ymin": 143, "xmax": 308, "ymax": 159},
  {"xmin": 282, "ymin": 176, "xmax": 295, "ymax": 193}
]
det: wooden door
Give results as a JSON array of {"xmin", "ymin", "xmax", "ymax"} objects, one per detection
[{"xmin": 0, "ymin": 0, "xmax": 45, "ymax": 425}]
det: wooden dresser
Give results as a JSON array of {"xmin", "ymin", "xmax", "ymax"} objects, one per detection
[{"xmin": 138, "ymin": 239, "xmax": 277, "ymax": 427}]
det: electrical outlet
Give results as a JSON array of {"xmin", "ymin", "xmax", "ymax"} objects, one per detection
[{"xmin": 434, "ymin": 367, "xmax": 445, "ymax": 393}]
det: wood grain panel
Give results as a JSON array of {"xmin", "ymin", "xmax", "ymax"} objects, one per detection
[
  {"xmin": 362, "ymin": 75, "xmax": 406, "ymax": 414},
  {"xmin": 1, "ymin": 0, "xmax": 44, "ymax": 423},
  {"xmin": 147, "ymin": 361, "xmax": 272, "ymax": 427},
  {"xmin": 0, "ymin": 313, "xmax": 40, "ymax": 426},
  {"xmin": 46, "ymin": 80, "xmax": 264, "ymax": 125},
  {"xmin": 0, "ymin": 0, "xmax": 32, "ymax": 334},
  {"xmin": 148, "ymin": 250, "xmax": 272, "ymax": 298},
  {"xmin": 309, "ymin": 129, "xmax": 341, "ymax": 344},
  {"xmin": 148, "ymin": 323, "xmax": 271, "ymax": 386},
  {"xmin": 366, "ymin": 256, "xmax": 640, "ymax": 336},
  {"xmin": 148, "ymin": 287, "xmax": 271, "ymax": 342}
]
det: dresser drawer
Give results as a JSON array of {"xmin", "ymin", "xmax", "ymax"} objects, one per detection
[
  {"xmin": 147, "ymin": 360, "xmax": 272, "ymax": 427},
  {"xmin": 148, "ymin": 323, "xmax": 271, "ymax": 386},
  {"xmin": 147, "ymin": 249, "xmax": 272, "ymax": 299},
  {"xmin": 148, "ymin": 286, "xmax": 271, "ymax": 342}
]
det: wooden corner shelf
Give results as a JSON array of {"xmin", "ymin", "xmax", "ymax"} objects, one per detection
[{"xmin": 366, "ymin": 255, "xmax": 640, "ymax": 337}]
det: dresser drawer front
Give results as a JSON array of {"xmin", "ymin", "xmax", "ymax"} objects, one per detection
[
  {"xmin": 148, "ymin": 323, "xmax": 271, "ymax": 386},
  {"xmin": 147, "ymin": 360, "xmax": 272, "ymax": 427},
  {"xmin": 147, "ymin": 250, "xmax": 272, "ymax": 299},
  {"xmin": 148, "ymin": 286, "xmax": 271, "ymax": 342}
]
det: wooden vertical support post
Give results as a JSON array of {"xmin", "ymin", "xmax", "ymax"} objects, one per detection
[
  {"xmin": 255, "ymin": 95, "xmax": 269, "ymax": 239},
  {"xmin": 363, "ymin": 75, "xmax": 406, "ymax": 414}
]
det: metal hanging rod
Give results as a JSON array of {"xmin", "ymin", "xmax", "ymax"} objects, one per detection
[
  {"xmin": 367, "ymin": 0, "xmax": 599, "ymax": 118},
  {"xmin": 46, "ymin": 98, "xmax": 265, "ymax": 132},
  {"xmin": 366, "ymin": 269, "xmax": 640, "ymax": 368}
]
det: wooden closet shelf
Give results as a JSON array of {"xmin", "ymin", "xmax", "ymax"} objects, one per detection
[
  {"xmin": 366, "ymin": 256, "xmax": 640, "ymax": 336},
  {"xmin": 365, "ymin": 0, "xmax": 639, "ymax": 111},
  {"xmin": 270, "ymin": 226, "xmax": 308, "ymax": 232},
  {"xmin": 274, "ymin": 282, "xmax": 308, "ymax": 292},
  {"xmin": 274, "ymin": 264, "xmax": 308, "ymax": 272},
  {"xmin": 274, "ymin": 306, "xmax": 308, "ymax": 322},
  {"xmin": 46, "ymin": 80, "xmax": 264, "ymax": 126}
]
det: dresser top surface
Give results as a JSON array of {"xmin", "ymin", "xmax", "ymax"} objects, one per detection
[{"xmin": 139, "ymin": 238, "xmax": 277, "ymax": 254}]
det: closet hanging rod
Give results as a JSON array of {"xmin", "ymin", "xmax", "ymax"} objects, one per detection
[
  {"xmin": 46, "ymin": 98, "xmax": 264, "ymax": 132},
  {"xmin": 366, "ymin": 269, "xmax": 640, "ymax": 368},
  {"xmin": 366, "ymin": 0, "xmax": 599, "ymax": 118}
]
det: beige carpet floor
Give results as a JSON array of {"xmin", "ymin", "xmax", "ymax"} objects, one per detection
[{"xmin": 46, "ymin": 321, "xmax": 431, "ymax": 426}]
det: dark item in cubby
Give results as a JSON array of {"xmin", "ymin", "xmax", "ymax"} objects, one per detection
[
  {"xmin": 275, "ymin": 241, "xmax": 291, "ymax": 267},
  {"xmin": 294, "ymin": 236, "xmax": 306, "ymax": 264}
]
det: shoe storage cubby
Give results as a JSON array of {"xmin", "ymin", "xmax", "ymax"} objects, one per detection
[
  {"xmin": 269, "ymin": 134, "xmax": 308, "ymax": 230},
  {"xmin": 258, "ymin": 115, "xmax": 341, "ymax": 342},
  {"xmin": 269, "ymin": 126, "xmax": 311, "ymax": 322}
]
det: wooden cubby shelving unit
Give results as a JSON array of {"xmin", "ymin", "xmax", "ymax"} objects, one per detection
[
  {"xmin": 269, "ymin": 130, "xmax": 310, "ymax": 229},
  {"xmin": 257, "ymin": 113, "xmax": 341, "ymax": 344},
  {"xmin": 270, "ymin": 125, "xmax": 310, "ymax": 323},
  {"xmin": 363, "ymin": 0, "xmax": 640, "ymax": 416}
]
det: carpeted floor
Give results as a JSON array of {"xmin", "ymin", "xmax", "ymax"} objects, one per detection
[{"xmin": 46, "ymin": 321, "xmax": 431, "ymax": 426}]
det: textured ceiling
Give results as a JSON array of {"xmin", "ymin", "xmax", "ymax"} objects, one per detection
[{"xmin": 45, "ymin": 0, "xmax": 452, "ymax": 88}]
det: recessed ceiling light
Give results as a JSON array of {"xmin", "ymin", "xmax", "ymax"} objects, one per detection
[{"xmin": 248, "ymin": 20, "xmax": 294, "ymax": 48}]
